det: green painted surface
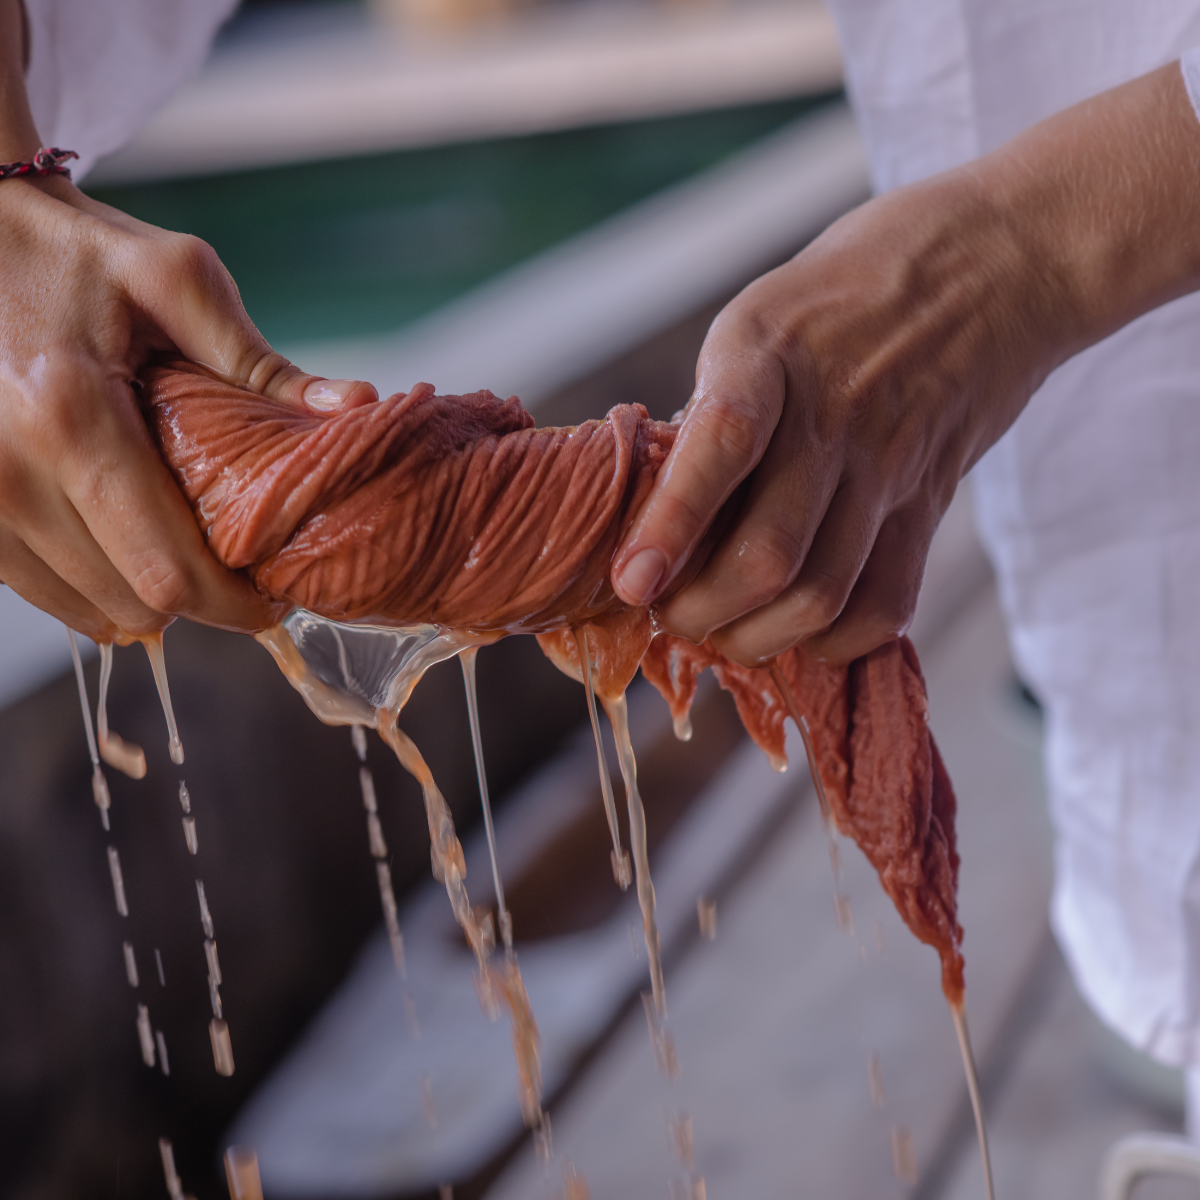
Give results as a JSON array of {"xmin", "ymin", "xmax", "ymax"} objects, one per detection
[{"xmin": 87, "ymin": 97, "xmax": 837, "ymax": 346}]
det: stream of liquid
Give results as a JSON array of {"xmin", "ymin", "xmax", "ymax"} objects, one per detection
[
  {"xmin": 768, "ymin": 664, "xmax": 995, "ymax": 1200},
  {"xmin": 573, "ymin": 630, "xmax": 632, "ymax": 890},
  {"xmin": 67, "ymin": 630, "xmax": 111, "ymax": 829},
  {"xmin": 141, "ymin": 632, "xmax": 185, "ymax": 765},
  {"xmin": 97, "ymin": 643, "xmax": 148, "ymax": 778}
]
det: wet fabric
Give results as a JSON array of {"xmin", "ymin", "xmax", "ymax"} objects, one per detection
[{"xmin": 142, "ymin": 359, "xmax": 964, "ymax": 1000}]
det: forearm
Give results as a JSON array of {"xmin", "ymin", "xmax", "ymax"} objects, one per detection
[
  {"xmin": 0, "ymin": 0, "xmax": 38, "ymax": 159},
  {"xmin": 970, "ymin": 61, "xmax": 1200, "ymax": 366}
]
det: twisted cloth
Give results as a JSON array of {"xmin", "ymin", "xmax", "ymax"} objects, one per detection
[{"xmin": 142, "ymin": 360, "xmax": 963, "ymax": 1002}]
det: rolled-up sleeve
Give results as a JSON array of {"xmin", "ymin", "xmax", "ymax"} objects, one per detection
[{"xmin": 22, "ymin": 0, "xmax": 236, "ymax": 180}]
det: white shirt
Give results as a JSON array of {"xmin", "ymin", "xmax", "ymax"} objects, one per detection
[
  {"xmin": 24, "ymin": 0, "xmax": 1200, "ymax": 1065},
  {"xmin": 22, "ymin": 0, "xmax": 236, "ymax": 180},
  {"xmin": 828, "ymin": 0, "xmax": 1200, "ymax": 1065}
]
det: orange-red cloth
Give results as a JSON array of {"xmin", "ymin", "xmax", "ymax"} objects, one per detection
[{"xmin": 142, "ymin": 360, "xmax": 963, "ymax": 1001}]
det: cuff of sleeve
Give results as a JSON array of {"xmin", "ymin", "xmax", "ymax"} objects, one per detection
[{"xmin": 1182, "ymin": 47, "xmax": 1200, "ymax": 126}]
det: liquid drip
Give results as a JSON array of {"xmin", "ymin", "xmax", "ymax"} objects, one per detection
[
  {"xmin": 696, "ymin": 897, "xmax": 717, "ymax": 941},
  {"xmin": 574, "ymin": 630, "xmax": 632, "ymax": 890},
  {"xmin": 891, "ymin": 1126, "xmax": 917, "ymax": 1185},
  {"xmin": 669, "ymin": 1111, "xmax": 695, "ymax": 1170},
  {"xmin": 210, "ymin": 1018, "xmax": 235, "ymax": 1076},
  {"xmin": 108, "ymin": 846, "xmax": 129, "ymax": 917},
  {"xmin": 156, "ymin": 1029, "xmax": 170, "ymax": 1076},
  {"xmin": 352, "ymin": 723, "xmax": 368, "ymax": 761},
  {"xmin": 183, "ymin": 817, "xmax": 198, "ymax": 855},
  {"xmin": 196, "ymin": 880, "xmax": 214, "ymax": 939},
  {"xmin": 205, "ymin": 938, "xmax": 222, "ymax": 986},
  {"xmin": 160, "ymin": 1138, "xmax": 185, "ymax": 1200},
  {"xmin": 604, "ymin": 693, "xmax": 666, "ymax": 1019},
  {"xmin": 155, "ymin": 949, "xmax": 166, "ymax": 987},
  {"xmin": 367, "ymin": 812, "xmax": 388, "ymax": 859},
  {"xmin": 641, "ymin": 993, "xmax": 679, "ymax": 1079},
  {"xmin": 376, "ymin": 708, "xmax": 547, "ymax": 1126},
  {"xmin": 210, "ymin": 976, "xmax": 223, "ymax": 1019},
  {"xmin": 137, "ymin": 1003, "xmax": 156, "ymax": 1067},
  {"xmin": 376, "ymin": 861, "xmax": 405, "ymax": 974},
  {"xmin": 561, "ymin": 1161, "xmax": 591, "ymax": 1200},
  {"xmin": 224, "ymin": 1145, "xmax": 264, "ymax": 1200},
  {"xmin": 952, "ymin": 1005, "xmax": 995, "ymax": 1200},
  {"xmin": 66, "ymin": 628, "xmax": 112, "ymax": 828},
  {"xmin": 178, "ymin": 783, "xmax": 191, "ymax": 813},
  {"xmin": 140, "ymin": 632, "xmax": 185, "ymax": 765},
  {"xmin": 97, "ymin": 643, "xmax": 148, "ymax": 778},
  {"xmin": 461, "ymin": 649, "xmax": 512, "ymax": 950},
  {"xmin": 123, "ymin": 941, "xmax": 139, "ymax": 987}
]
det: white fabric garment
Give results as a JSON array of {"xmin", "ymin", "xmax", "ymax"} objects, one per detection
[
  {"xmin": 21, "ymin": 0, "xmax": 237, "ymax": 180},
  {"xmin": 826, "ymin": 0, "xmax": 1200, "ymax": 1066}
]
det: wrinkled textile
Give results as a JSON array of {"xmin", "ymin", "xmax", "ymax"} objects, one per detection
[
  {"xmin": 642, "ymin": 633, "xmax": 963, "ymax": 1002},
  {"xmin": 143, "ymin": 360, "xmax": 964, "ymax": 999}
]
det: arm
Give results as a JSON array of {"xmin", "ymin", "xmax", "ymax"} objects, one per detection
[
  {"xmin": 611, "ymin": 61, "xmax": 1200, "ymax": 665},
  {"xmin": 0, "ymin": 0, "xmax": 375, "ymax": 641}
]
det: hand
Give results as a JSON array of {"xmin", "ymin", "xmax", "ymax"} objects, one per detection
[
  {"xmin": 611, "ymin": 62, "xmax": 1200, "ymax": 666},
  {"xmin": 0, "ymin": 2, "xmax": 376, "ymax": 641}
]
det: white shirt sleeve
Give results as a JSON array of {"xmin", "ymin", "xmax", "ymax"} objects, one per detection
[
  {"xmin": 22, "ymin": 0, "xmax": 238, "ymax": 181},
  {"xmin": 1182, "ymin": 45, "xmax": 1200, "ymax": 125}
]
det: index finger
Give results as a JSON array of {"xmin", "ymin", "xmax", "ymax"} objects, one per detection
[{"xmin": 611, "ymin": 329, "xmax": 785, "ymax": 607}]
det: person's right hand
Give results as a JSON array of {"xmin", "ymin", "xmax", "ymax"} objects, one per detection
[{"xmin": 0, "ymin": 162, "xmax": 376, "ymax": 643}]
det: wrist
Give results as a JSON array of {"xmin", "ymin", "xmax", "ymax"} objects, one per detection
[
  {"xmin": 975, "ymin": 62, "xmax": 1200, "ymax": 361},
  {"xmin": 0, "ymin": 0, "xmax": 38, "ymax": 161}
]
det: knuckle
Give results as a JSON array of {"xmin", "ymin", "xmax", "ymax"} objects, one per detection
[
  {"xmin": 167, "ymin": 232, "xmax": 222, "ymax": 281},
  {"xmin": 688, "ymin": 391, "xmax": 768, "ymax": 467},
  {"xmin": 131, "ymin": 557, "xmax": 197, "ymax": 616},
  {"xmin": 796, "ymin": 571, "xmax": 850, "ymax": 632}
]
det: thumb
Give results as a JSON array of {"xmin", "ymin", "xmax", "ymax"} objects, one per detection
[{"xmin": 133, "ymin": 233, "xmax": 378, "ymax": 411}]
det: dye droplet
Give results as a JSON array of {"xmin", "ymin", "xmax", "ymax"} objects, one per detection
[
  {"xmin": 421, "ymin": 1075, "xmax": 436, "ymax": 1128},
  {"xmin": 562, "ymin": 1161, "xmax": 592, "ymax": 1199},
  {"xmin": 178, "ymin": 782, "xmax": 191, "ymax": 813},
  {"xmin": 140, "ymin": 632, "xmax": 184, "ymax": 764},
  {"xmin": 696, "ymin": 897, "xmax": 717, "ymax": 941},
  {"xmin": 359, "ymin": 766, "xmax": 378, "ymax": 813},
  {"xmin": 183, "ymin": 816, "xmax": 198, "ymax": 855},
  {"xmin": 209, "ymin": 975, "xmax": 223, "ymax": 1019},
  {"xmin": 461, "ymin": 649, "xmax": 514, "ymax": 951},
  {"xmin": 375, "ymin": 861, "xmax": 405, "ymax": 975},
  {"xmin": 210, "ymin": 1018, "xmax": 235, "ymax": 1076},
  {"xmin": 574, "ymin": 629, "xmax": 632, "ymax": 890},
  {"xmin": 156, "ymin": 1029, "xmax": 170, "ymax": 1076},
  {"xmin": 92, "ymin": 767, "xmax": 111, "ymax": 826},
  {"xmin": 868, "ymin": 1051, "xmax": 886, "ymax": 1108},
  {"xmin": 224, "ymin": 1145, "xmax": 263, "ymax": 1200},
  {"xmin": 97, "ymin": 642, "xmax": 149, "ymax": 779},
  {"xmin": 107, "ymin": 846, "xmax": 129, "ymax": 917},
  {"xmin": 137, "ymin": 1003, "xmax": 156, "ymax": 1067},
  {"xmin": 669, "ymin": 1111, "xmax": 695, "ymax": 1171},
  {"xmin": 352, "ymin": 724, "xmax": 368, "ymax": 762},
  {"xmin": 67, "ymin": 628, "xmax": 100, "ymax": 766},
  {"xmin": 160, "ymin": 1138, "xmax": 185, "ymax": 1200},
  {"xmin": 891, "ymin": 1126, "xmax": 917, "ymax": 1185},
  {"xmin": 155, "ymin": 948, "xmax": 166, "ymax": 987},
  {"xmin": 641, "ymin": 992, "xmax": 680, "ymax": 1080},
  {"xmin": 367, "ymin": 812, "xmax": 388, "ymax": 859},
  {"xmin": 533, "ymin": 1112, "xmax": 554, "ymax": 1164},
  {"xmin": 196, "ymin": 880, "xmax": 214, "ymax": 939},
  {"xmin": 205, "ymin": 938, "xmax": 222, "ymax": 986},
  {"xmin": 123, "ymin": 941, "xmax": 139, "ymax": 988}
]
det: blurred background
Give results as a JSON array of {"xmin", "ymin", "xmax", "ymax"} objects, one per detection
[{"xmin": 0, "ymin": 1, "xmax": 1192, "ymax": 1198}]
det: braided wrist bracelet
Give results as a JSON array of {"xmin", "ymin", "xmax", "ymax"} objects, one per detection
[{"xmin": 0, "ymin": 147, "xmax": 78, "ymax": 181}]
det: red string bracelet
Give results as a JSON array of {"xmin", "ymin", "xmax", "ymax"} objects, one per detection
[{"xmin": 0, "ymin": 147, "xmax": 78, "ymax": 181}]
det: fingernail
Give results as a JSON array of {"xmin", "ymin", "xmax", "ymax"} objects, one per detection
[
  {"xmin": 615, "ymin": 548, "xmax": 668, "ymax": 605},
  {"xmin": 304, "ymin": 379, "xmax": 360, "ymax": 411}
]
